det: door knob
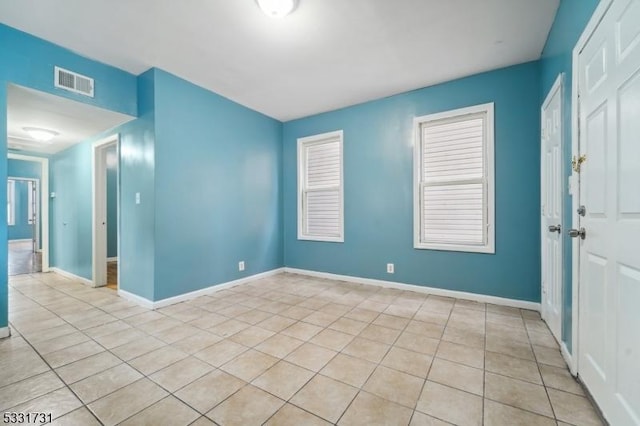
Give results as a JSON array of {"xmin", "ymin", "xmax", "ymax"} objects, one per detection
[
  {"xmin": 548, "ymin": 225, "xmax": 561, "ymax": 233},
  {"xmin": 568, "ymin": 228, "xmax": 586, "ymax": 239}
]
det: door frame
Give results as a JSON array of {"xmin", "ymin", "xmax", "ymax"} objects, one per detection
[
  {"xmin": 7, "ymin": 177, "xmax": 40, "ymax": 251},
  {"xmin": 7, "ymin": 154, "xmax": 49, "ymax": 272},
  {"xmin": 92, "ymin": 134, "xmax": 119, "ymax": 288},
  {"xmin": 540, "ymin": 73, "xmax": 564, "ymax": 343},
  {"xmin": 569, "ymin": 0, "xmax": 613, "ymax": 376}
]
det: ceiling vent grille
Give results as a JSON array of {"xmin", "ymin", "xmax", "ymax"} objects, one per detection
[{"xmin": 54, "ymin": 66, "xmax": 94, "ymax": 97}]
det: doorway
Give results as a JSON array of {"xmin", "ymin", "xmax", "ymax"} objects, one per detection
[
  {"xmin": 540, "ymin": 74, "xmax": 564, "ymax": 343},
  {"xmin": 574, "ymin": 0, "xmax": 640, "ymax": 424},
  {"xmin": 92, "ymin": 135, "xmax": 119, "ymax": 290}
]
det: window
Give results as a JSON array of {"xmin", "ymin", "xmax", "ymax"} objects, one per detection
[
  {"xmin": 297, "ymin": 130, "xmax": 344, "ymax": 242},
  {"xmin": 414, "ymin": 103, "xmax": 495, "ymax": 253},
  {"xmin": 7, "ymin": 180, "xmax": 15, "ymax": 226}
]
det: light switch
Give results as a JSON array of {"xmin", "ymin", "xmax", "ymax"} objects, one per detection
[
  {"xmin": 135, "ymin": 192, "xmax": 141, "ymax": 204},
  {"xmin": 50, "ymin": 192, "xmax": 56, "ymax": 198}
]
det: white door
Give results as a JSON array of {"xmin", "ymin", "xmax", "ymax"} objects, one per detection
[
  {"xmin": 541, "ymin": 75, "xmax": 564, "ymax": 343},
  {"xmin": 578, "ymin": 0, "xmax": 640, "ymax": 424}
]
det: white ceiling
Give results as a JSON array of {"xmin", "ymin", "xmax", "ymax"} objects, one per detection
[
  {"xmin": 7, "ymin": 85, "xmax": 134, "ymax": 154},
  {"xmin": 0, "ymin": 0, "xmax": 559, "ymax": 121}
]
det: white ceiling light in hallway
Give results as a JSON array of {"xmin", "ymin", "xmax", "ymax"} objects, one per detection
[
  {"xmin": 256, "ymin": 0, "xmax": 298, "ymax": 18},
  {"xmin": 22, "ymin": 127, "xmax": 58, "ymax": 143}
]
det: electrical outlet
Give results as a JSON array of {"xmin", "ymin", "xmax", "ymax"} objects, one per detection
[
  {"xmin": 238, "ymin": 261, "xmax": 245, "ymax": 272},
  {"xmin": 387, "ymin": 263, "xmax": 394, "ymax": 274}
]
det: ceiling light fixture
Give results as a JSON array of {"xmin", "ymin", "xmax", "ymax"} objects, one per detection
[
  {"xmin": 256, "ymin": 0, "xmax": 297, "ymax": 18},
  {"xmin": 23, "ymin": 127, "xmax": 59, "ymax": 143}
]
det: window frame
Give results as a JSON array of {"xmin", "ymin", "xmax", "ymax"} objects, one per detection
[
  {"xmin": 413, "ymin": 103, "xmax": 495, "ymax": 254},
  {"xmin": 7, "ymin": 179, "xmax": 15, "ymax": 226},
  {"xmin": 297, "ymin": 130, "xmax": 344, "ymax": 243}
]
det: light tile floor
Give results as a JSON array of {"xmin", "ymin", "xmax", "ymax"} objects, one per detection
[{"xmin": 1, "ymin": 272, "xmax": 605, "ymax": 426}]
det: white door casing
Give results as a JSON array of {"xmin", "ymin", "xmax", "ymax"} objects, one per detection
[
  {"xmin": 577, "ymin": 0, "xmax": 640, "ymax": 424},
  {"xmin": 541, "ymin": 74, "xmax": 564, "ymax": 343}
]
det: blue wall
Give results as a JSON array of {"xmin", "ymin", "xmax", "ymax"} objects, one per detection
[
  {"xmin": 152, "ymin": 69, "xmax": 283, "ymax": 300},
  {"xmin": 540, "ymin": 0, "xmax": 600, "ymax": 352},
  {"xmin": 106, "ymin": 145, "xmax": 118, "ymax": 258},
  {"xmin": 283, "ymin": 62, "xmax": 542, "ymax": 302},
  {"xmin": 0, "ymin": 23, "xmax": 138, "ymax": 328},
  {"xmin": 8, "ymin": 159, "xmax": 42, "ymax": 242}
]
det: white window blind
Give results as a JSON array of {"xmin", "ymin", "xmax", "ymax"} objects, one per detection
[
  {"xmin": 414, "ymin": 104, "xmax": 494, "ymax": 253},
  {"xmin": 7, "ymin": 180, "xmax": 15, "ymax": 226},
  {"xmin": 298, "ymin": 131, "xmax": 344, "ymax": 242}
]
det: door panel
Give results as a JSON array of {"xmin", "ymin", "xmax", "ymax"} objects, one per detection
[{"xmin": 578, "ymin": 1, "xmax": 640, "ymax": 424}]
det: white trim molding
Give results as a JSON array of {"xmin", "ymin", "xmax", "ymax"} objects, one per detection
[
  {"xmin": 0, "ymin": 327, "xmax": 10, "ymax": 339},
  {"xmin": 107, "ymin": 257, "xmax": 118, "ymax": 262},
  {"xmin": 50, "ymin": 267, "xmax": 94, "ymax": 287},
  {"xmin": 118, "ymin": 268, "xmax": 285, "ymax": 310},
  {"xmin": 561, "ymin": 341, "xmax": 577, "ymax": 376},
  {"xmin": 284, "ymin": 267, "xmax": 540, "ymax": 311}
]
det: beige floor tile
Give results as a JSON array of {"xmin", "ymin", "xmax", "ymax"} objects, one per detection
[
  {"xmin": 207, "ymin": 384, "xmax": 284, "ymax": 425},
  {"xmin": 153, "ymin": 324, "xmax": 200, "ymax": 344},
  {"xmin": 194, "ymin": 339, "xmax": 249, "ymax": 367},
  {"xmin": 149, "ymin": 356, "xmax": 214, "ymax": 392},
  {"xmin": 442, "ymin": 326, "xmax": 485, "ymax": 349},
  {"xmin": 372, "ymin": 313, "xmax": 410, "ymax": 330},
  {"xmin": 55, "ymin": 351, "xmax": 122, "ymax": 384},
  {"xmin": 119, "ymin": 395, "xmax": 200, "ymax": 426},
  {"xmin": 329, "ymin": 317, "xmax": 369, "ymax": 335},
  {"xmin": 38, "ymin": 338, "xmax": 99, "ymax": 366},
  {"xmin": 404, "ymin": 320, "xmax": 445, "ymax": 339},
  {"xmin": 484, "ymin": 399, "xmax": 556, "ymax": 426},
  {"xmin": 208, "ymin": 318, "xmax": 251, "ymax": 337},
  {"xmin": 343, "ymin": 337, "xmax": 390, "ymax": 363},
  {"xmin": 416, "ymin": 381, "xmax": 482, "ymax": 426},
  {"xmin": 0, "ymin": 371, "xmax": 64, "ymax": 411},
  {"xmin": 382, "ymin": 346, "xmax": 433, "ymax": 378},
  {"xmin": 220, "ymin": 348, "xmax": 279, "ymax": 381},
  {"xmin": 486, "ymin": 312, "xmax": 525, "ymax": 329},
  {"xmin": 395, "ymin": 332, "xmax": 439, "ymax": 356},
  {"xmin": 486, "ymin": 322, "xmax": 530, "ymax": 343},
  {"xmin": 413, "ymin": 308, "xmax": 451, "ymax": 324},
  {"xmin": 484, "ymin": 372, "xmax": 553, "ymax": 417},
  {"xmin": 358, "ymin": 323, "xmax": 402, "ymax": 345},
  {"xmin": 93, "ymin": 327, "xmax": 146, "ymax": 349},
  {"xmin": 428, "ymin": 357, "xmax": 485, "ymax": 396},
  {"xmin": 88, "ymin": 378, "xmax": 168, "ymax": 426},
  {"xmin": 320, "ymin": 353, "xmax": 377, "ymax": 388},
  {"xmin": 129, "ymin": 345, "xmax": 188, "ymax": 375},
  {"xmin": 487, "ymin": 304, "xmax": 523, "ymax": 318},
  {"xmin": 547, "ymin": 388, "xmax": 605, "ymax": 426},
  {"xmin": 539, "ymin": 364, "xmax": 585, "ymax": 395},
  {"xmin": 136, "ymin": 317, "xmax": 182, "ymax": 334},
  {"xmin": 528, "ymin": 330, "xmax": 559, "ymax": 348},
  {"xmin": 285, "ymin": 342, "xmax": 338, "ymax": 371},
  {"xmin": 281, "ymin": 321, "xmax": 324, "ymax": 341},
  {"xmin": 190, "ymin": 416, "xmax": 216, "ymax": 426},
  {"xmin": 228, "ymin": 325, "xmax": 275, "ymax": 347},
  {"xmin": 253, "ymin": 360, "xmax": 315, "ymax": 400},
  {"xmin": 257, "ymin": 314, "xmax": 297, "ymax": 332},
  {"xmin": 175, "ymin": 369, "xmax": 245, "ymax": 413},
  {"xmin": 533, "ymin": 344, "xmax": 566, "ymax": 367},
  {"xmin": 49, "ymin": 407, "xmax": 101, "ymax": 426},
  {"xmin": 0, "ymin": 347, "xmax": 50, "ymax": 386},
  {"xmin": 339, "ymin": 391, "xmax": 413, "ymax": 426},
  {"xmin": 344, "ymin": 307, "xmax": 379, "ymax": 323},
  {"xmin": 435, "ymin": 341, "xmax": 484, "ymax": 369},
  {"xmin": 485, "ymin": 335, "xmax": 535, "ymax": 361},
  {"xmin": 255, "ymin": 333, "xmax": 305, "ymax": 358},
  {"xmin": 310, "ymin": 328, "xmax": 355, "ymax": 351},
  {"xmin": 290, "ymin": 375, "xmax": 358, "ymax": 423},
  {"xmin": 363, "ymin": 365, "xmax": 424, "ymax": 408},
  {"xmin": 409, "ymin": 411, "xmax": 452, "ymax": 425},
  {"xmin": 234, "ymin": 309, "xmax": 273, "ymax": 325},
  {"xmin": 171, "ymin": 331, "xmax": 222, "ymax": 354},
  {"xmin": 485, "ymin": 351, "xmax": 542, "ymax": 384},
  {"xmin": 358, "ymin": 300, "xmax": 389, "ymax": 313},
  {"xmin": 32, "ymin": 331, "xmax": 90, "ymax": 354},
  {"xmin": 110, "ymin": 335, "xmax": 166, "ymax": 361},
  {"xmin": 71, "ymin": 363, "xmax": 142, "ymax": 403},
  {"xmin": 265, "ymin": 403, "xmax": 331, "ymax": 426},
  {"xmin": 8, "ymin": 387, "xmax": 82, "ymax": 422}
]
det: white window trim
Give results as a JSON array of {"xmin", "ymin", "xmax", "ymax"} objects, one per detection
[
  {"xmin": 7, "ymin": 179, "xmax": 15, "ymax": 226},
  {"xmin": 297, "ymin": 130, "xmax": 344, "ymax": 243},
  {"xmin": 413, "ymin": 103, "xmax": 495, "ymax": 254}
]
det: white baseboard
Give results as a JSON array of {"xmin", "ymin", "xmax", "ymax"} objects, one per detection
[
  {"xmin": 9, "ymin": 239, "xmax": 33, "ymax": 243},
  {"xmin": 284, "ymin": 267, "xmax": 541, "ymax": 311},
  {"xmin": 0, "ymin": 327, "xmax": 10, "ymax": 338},
  {"xmin": 50, "ymin": 267, "xmax": 94, "ymax": 287},
  {"xmin": 107, "ymin": 257, "xmax": 118, "ymax": 262},
  {"xmin": 118, "ymin": 267, "xmax": 285, "ymax": 310},
  {"xmin": 561, "ymin": 342, "xmax": 577, "ymax": 376}
]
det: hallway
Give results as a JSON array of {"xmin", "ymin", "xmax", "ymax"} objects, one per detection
[{"xmin": 8, "ymin": 240, "xmax": 41, "ymax": 276}]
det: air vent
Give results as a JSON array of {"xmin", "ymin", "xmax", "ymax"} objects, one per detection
[{"xmin": 54, "ymin": 66, "xmax": 94, "ymax": 97}]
